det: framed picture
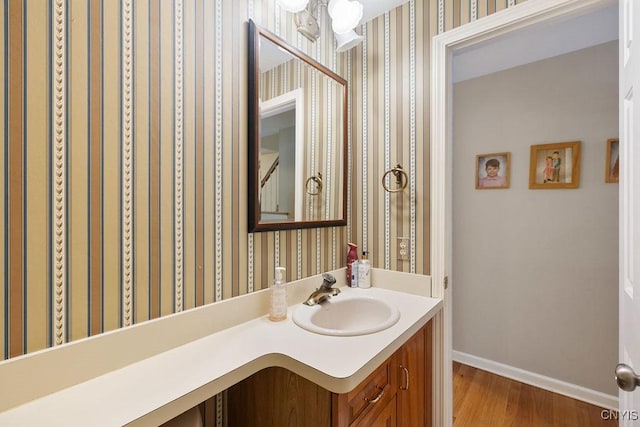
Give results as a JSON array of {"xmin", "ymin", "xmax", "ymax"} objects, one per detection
[
  {"xmin": 605, "ymin": 138, "xmax": 619, "ymax": 183},
  {"xmin": 529, "ymin": 141, "xmax": 581, "ymax": 189},
  {"xmin": 476, "ymin": 152, "xmax": 510, "ymax": 189}
]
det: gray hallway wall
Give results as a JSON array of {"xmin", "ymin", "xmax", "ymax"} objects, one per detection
[{"xmin": 452, "ymin": 41, "xmax": 618, "ymax": 396}]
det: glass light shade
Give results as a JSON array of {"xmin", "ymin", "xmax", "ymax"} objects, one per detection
[
  {"xmin": 335, "ymin": 30, "xmax": 363, "ymax": 52},
  {"xmin": 327, "ymin": 0, "xmax": 363, "ymax": 34},
  {"xmin": 327, "ymin": 0, "xmax": 339, "ymax": 16},
  {"xmin": 277, "ymin": 0, "xmax": 309, "ymax": 13}
]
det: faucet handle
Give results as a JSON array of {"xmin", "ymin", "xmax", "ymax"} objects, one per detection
[{"xmin": 321, "ymin": 273, "xmax": 337, "ymax": 287}]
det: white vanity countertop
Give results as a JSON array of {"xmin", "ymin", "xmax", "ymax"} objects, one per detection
[{"xmin": 0, "ymin": 270, "xmax": 441, "ymax": 426}]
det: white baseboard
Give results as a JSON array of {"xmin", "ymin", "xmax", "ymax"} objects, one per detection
[{"xmin": 452, "ymin": 350, "xmax": 618, "ymax": 410}]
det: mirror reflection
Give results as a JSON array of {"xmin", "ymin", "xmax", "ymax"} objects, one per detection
[{"xmin": 248, "ymin": 20, "xmax": 347, "ymax": 232}]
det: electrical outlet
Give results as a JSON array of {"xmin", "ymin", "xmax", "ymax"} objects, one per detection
[{"xmin": 397, "ymin": 237, "xmax": 410, "ymax": 261}]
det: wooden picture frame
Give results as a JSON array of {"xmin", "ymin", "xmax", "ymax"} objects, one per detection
[
  {"xmin": 605, "ymin": 138, "xmax": 619, "ymax": 183},
  {"xmin": 475, "ymin": 152, "xmax": 510, "ymax": 189},
  {"xmin": 529, "ymin": 141, "xmax": 581, "ymax": 189}
]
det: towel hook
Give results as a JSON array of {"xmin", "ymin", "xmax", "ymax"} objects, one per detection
[
  {"xmin": 382, "ymin": 164, "xmax": 408, "ymax": 193},
  {"xmin": 305, "ymin": 172, "xmax": 323, "ymax": 196}
]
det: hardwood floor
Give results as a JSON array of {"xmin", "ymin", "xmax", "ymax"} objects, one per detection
[{"xmin": 453, "ymin": 362, "xmax": 615, "ymax": 427}]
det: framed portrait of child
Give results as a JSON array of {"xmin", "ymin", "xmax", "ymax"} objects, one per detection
[
  {"xmin": 475, "ymin": 152, "xmax": 510, "ymax": 189},
  {"xmin": 529, "ymin": 141, "xmax": 581, "ymax": 189}
]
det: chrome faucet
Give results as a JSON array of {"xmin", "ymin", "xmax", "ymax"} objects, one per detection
[{"xmin": 303, "ymin": 273, "xmax": 340, "ymax": 306}]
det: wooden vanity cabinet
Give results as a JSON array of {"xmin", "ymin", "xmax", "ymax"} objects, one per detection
[
  {"xmin": 396, "ymin": 320, "xmax": 432, "ymax": 427},
  {"xmin": 227, "ymin": 320, "xmax": 432, "ymax": 427}
]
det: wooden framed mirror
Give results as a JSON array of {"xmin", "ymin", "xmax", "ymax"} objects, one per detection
[{"xmin": 248, "ymin": 19, "xmax": 348, "ymax": 232}]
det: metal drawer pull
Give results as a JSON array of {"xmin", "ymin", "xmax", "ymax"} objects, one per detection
[
  {"xmin": 364, "ymin": 386, "xmax": 385, "ymax": 404},
  {"xmin": 400, "ymin": 365, "xmax": 410, "ymax": 390}
]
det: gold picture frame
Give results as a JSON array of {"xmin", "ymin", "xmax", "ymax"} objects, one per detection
[
  {"xmin": 475, "ymin": 152, "xmax": 510, "ymax": 189},
  {"xmin": 529, "ymin": 141, "xmax": 581, "ymax": 189},
  {"xmin": 605, "ymin": 138, "xmax": 619, "ymax": 183}
]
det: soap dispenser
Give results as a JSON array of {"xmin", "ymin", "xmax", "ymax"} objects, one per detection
[
  {"xmin": 269, "ymin": 266, "xmax": 287, "ymax": 321},
  {"xmin": 358, "ymin": 251, "xmax": 371, "ymax": 288}
]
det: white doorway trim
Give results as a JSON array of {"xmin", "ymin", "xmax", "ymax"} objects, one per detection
[
  {"xmin": 429, "ymin": 0, "xmax": 617, "ymax": 425},
  {"xmin": 260, "ymin": 88, "xmax": 305, "ymax": 221}
]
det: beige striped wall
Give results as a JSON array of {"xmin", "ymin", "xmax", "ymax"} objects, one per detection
[{"xmin": 0, "ymin": 0, "xmax": 527, "ymax": 362}]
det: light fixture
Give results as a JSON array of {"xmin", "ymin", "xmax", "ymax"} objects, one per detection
[
  {"xmin": 277, "ymin": 0, "xmax": 309, "ymax": 13},
  {"xmin": 277, "ymin": 0, "xmax": 363, "ymax": 51},
  {"xmin": 335, "ymin": 30, "xmax": 363, "ymax": 53},
  {"xmin": 327, "ymin": 0, "xmax": 363, "ymax": 35},
  {"xmin": 294, "ymin": 2, "xmax": 321, "ymax": 42}
]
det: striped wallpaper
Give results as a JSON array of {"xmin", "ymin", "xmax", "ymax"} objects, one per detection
[{"xmin": 0, "ymin": 0, "xmax": 526, "ymax": 363}]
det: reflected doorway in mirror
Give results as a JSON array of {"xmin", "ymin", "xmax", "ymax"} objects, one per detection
[{"xmin": 259, "ymin": 89, "xmax": 305, "ymax": 222}]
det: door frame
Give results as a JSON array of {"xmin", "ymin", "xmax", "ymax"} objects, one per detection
[
  {"xmin": 429, "ymin": 0, "xmax": 617, "ymax": 425},
  {"xmin": 260, "ymin": 88, "xmax": 305, "ymax": 221}
]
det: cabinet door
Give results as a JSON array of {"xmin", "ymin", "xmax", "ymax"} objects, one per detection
[
  {"xmin": 397, "ymin": 322, "xmax": 431, "ymax": 427},
  {"xmin": 352, "ymin": 396, "xmax": 396, "ymax": 427}
]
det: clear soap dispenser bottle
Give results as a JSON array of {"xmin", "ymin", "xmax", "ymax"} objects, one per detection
[
  {"xmin": 269, "ymin": 266, "xmax": 287, "ymax": 321},
  {"xmin": 358, "ymin": 252, "xmax": 371, "ymax": 289}
]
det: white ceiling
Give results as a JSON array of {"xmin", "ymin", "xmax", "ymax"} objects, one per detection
[
  {"xmin": 360, "ymin": 0, "xmax": 410, "ymax": 23},
  {"xmin": 452, "ymin": 4, "xmax": 618, "ymax": 83}
]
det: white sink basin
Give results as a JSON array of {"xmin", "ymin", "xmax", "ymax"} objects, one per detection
[{"xmin": 292, "ymin": 292, "xmax": 400, "ymax": 336}]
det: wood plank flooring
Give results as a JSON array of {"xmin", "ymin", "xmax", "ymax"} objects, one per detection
[{"xmin": 453, "ymin": 362, "xmax": 616, "ymax": 427}]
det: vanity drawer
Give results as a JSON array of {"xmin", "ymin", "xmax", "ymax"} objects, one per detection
[{"xmin": 332, "ymin": 356, "xmax": 397, "ymax": 426}]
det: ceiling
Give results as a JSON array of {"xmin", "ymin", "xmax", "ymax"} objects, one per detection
[
  {"xmin": 452, "ymin": 4, "xmax": 618, "ymax": 83},
  {"xmin": 360, "ymin": 0, "xmax": 410, "ymax": 23}
]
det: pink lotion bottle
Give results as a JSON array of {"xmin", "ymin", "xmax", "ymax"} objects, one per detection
[{"xmin": 346, "ymin": 243, "xmax": 359, "ymax": 287}]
